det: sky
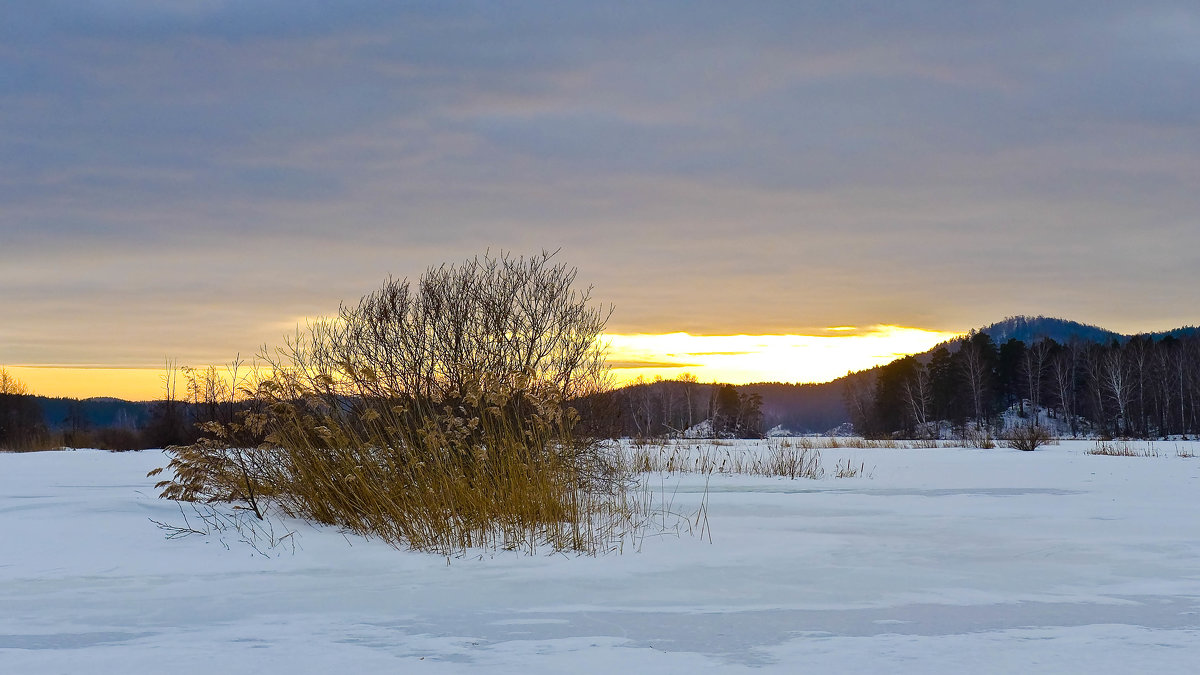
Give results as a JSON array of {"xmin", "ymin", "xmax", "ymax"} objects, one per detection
[{"xmin": 3, "ymin": 2, "xmax": 1199, "ymax": 399}]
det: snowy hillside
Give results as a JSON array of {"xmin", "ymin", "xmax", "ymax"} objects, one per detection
[{"xmin": 3, "ymin": 444, "xmax": 1200, "ymax": 673}]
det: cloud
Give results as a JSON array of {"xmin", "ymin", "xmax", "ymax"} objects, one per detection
[
  {"xmin": 608, "ymin": 360, "xmax": 702, "ymax": 370},
  {"xmin": 2, "ymin": 2, "xmax": 1199, "ymax": 375}
]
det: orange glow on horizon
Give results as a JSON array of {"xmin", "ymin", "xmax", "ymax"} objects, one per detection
[
  {"xmin": 4, "ymin": 366, "xmax": 168, "ymax": 401},
  {"xmin": 3, "ymin": 325, "xmax": 961, "ymax": 399}
]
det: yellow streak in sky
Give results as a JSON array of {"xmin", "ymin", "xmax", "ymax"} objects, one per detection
[
  {"xmin": 3, "ymin": 325, "xmax": 961, "ymax": 400},
  {"xmin": 604, "ymin": 325, "xmax": 962, "ymax": 385},
  {"xmin": 4, "ymin": 366, "xmax": 168, "ymax": 401}
]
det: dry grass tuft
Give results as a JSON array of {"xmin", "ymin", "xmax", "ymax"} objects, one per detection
[
  {"xmin": 833, "ymin": 458, "xmax": 872, "ymax": 478},
  {"xmin": 620, "ymin": 438, "xmax": 876, "ymax": 480},
  {"xmin": 762, "ymin": 440, "xmax": 825, "ymax": 479},
  {"xmin": 962, "ymin": 425, "xmax": 996, "ymax": 449},
  {"xmin": 1087, "ymin": 440, "xmax": 1161, "ymax": 457}
]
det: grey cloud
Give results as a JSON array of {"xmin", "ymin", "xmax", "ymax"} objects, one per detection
[{"xmin": 3, "ymin": 2, "xmax": 1200, "ymax": 367}]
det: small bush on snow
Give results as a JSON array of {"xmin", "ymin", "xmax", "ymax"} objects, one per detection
[{"xmin": 1003, "ymin": 424, "xmax": 1054, "ymax": 452}]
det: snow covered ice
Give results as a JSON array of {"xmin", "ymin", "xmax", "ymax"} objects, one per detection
[{"xmin": 2, "ymin": 441, "xmax": 1199, "ymax": 673}]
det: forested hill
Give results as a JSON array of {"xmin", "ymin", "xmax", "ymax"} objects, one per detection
[
  {"xmin": 845, "ymin": 315, "xmax": 1200, "ymax": 439},
  {"xmin": 978, "ymin": 316, "xmax": 1121, "ymax": 344},
  {"xmin": 36, "ymin": 396, "xmax": 152, "ymax": 431},
  {"xmin": 728, "ymin": 317, "xmax": 1200, "ymax": 435},
  {"xmin": 979, "ymin": 315, "xmax": 1199, "ymax": 344},
  {"xmin": 588, "ymin": 316, "xmax": 1200, "ymax": 437}
]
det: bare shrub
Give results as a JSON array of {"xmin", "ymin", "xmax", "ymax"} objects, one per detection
[
  {"xmin": 1002, "ymin": 424, "xmax": 1054, "ymax": 452},
  {"xmin": 153, "ymin": 252, "xmax": 639, "ymax": 556},
  {"xmin": 962, "ymin": 424, "xmax": 996, "ymax": 449},
  {"xmin": 149, "ymin": 502, "xmax": 297, "ymax": 558}
]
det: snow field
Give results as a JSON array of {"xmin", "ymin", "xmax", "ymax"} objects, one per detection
[{"xmin": 2, "ymin": 441, "xmax": 1199, "ymax": 673}]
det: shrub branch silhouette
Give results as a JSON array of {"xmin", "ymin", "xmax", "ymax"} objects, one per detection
[{"xmin": 152, "ymin": 252, "xmax": 634, "ymax": 555}]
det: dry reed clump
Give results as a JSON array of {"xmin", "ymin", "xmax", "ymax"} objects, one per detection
[
  {"xmin": 261, "ymin": 380, "xmax": 629, "ymax": 554},
  {"xmin": 620, "ymin": 438, "xmax": 875, "ymax": 480},
  {"xmin": 961, "ymin": 424, "xmax": 996, "ymax": 449},
  {"xmin": 151, "ymin": 252, "xmax": 661, "ymax": 556},
  {"xmin": 762, "ymin": 439, "xmax": 825, "ymax": 479},
  {"xmin": 785, "ymin": 436, "xmax": 948, "ymax": 450},
  {"xmin": 833, "ymin": 458, "xmax": 871, "ymax": 478},
  {"xmin": 1087, "ymin": 440, "xmax": 1162, "ymax": 457},
  {"xmin": 1085, "ymin": 440, "xmax": 1199, "ymax": 458}
]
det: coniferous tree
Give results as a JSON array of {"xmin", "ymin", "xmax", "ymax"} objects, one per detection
[{"xmin": 996, "ymin": 338, "xmax": 1026, "ymax": 414}]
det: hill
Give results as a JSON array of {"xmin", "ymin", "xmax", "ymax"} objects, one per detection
[
  {"xmin": 980, "ymin": 315, "xmax": 1200, "ymax": 345},
  {"xmin": 978, "ymin": 316, "xmax": 1121, "ymax": 345},
  {"xmin": 833, "ymin": 315, "xmax": 1200, "ymax": 439},
  {"xmin": 601, "ymin": 315, "xmax": 1200, "ymax": 436},
  {"xmin": 35, "ymin": 396, "xmax": 152, "ymax": 431}
]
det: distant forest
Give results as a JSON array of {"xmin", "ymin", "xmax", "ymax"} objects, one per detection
[
  {"xmin": 4, "ymin": 316, "xmax": 1200, "ymax": 450},
  {"xmin": 0, "ymin": 392, "xmax": 199, "ymax": 452},
  {"xmin": 573, "ymin": 378, "xmax": 848, "ymax": 439},
  {"xmin": 0, "ymin": 368, "xmax": 219, "ymax": 452},
  {"xmin": 1, "ymin": 376, "xmax": 848, "ymax": 450},
  {"xmin": 849, "ymin": 318, "xmax": 1200, "ymax": 440}
]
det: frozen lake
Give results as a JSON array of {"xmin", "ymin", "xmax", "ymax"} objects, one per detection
[{"xmin": 2, "ymin": 441, "xmax": 1199, "ymax": 673}]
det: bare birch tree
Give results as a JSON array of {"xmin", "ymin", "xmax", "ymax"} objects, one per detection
[
  {"xmin": 1100, "ymin": 348, "xmax": 1133, "ymax": 436},
  {"xmin": 901, "ymin": 365, "xmax": 933, "ymax": 433},
  {"xmin": 1021, "ymin": 339, "xmax": 1050, "ymax": 425},
  {"xmin": 959, "ymin": 335, "xmax": 992, "ymax": 428}
]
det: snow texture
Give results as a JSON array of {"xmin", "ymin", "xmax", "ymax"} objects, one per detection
[{"xmin": 2, "ymin": 442, "xmax": 1199, "ymax": 673}]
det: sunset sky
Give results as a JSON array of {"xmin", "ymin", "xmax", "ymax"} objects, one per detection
[{"xmin": 3, "ymin": 2, "xmax": 1199, "ymax": 400}]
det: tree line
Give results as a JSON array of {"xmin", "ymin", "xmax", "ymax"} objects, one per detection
[
  {"xmin": 575, "ymin": 376, "xmax": 765, "ymax": 439},
  {"xmin": 3, "ymin": 366, "xmax": 772, "ymax": 451},
  {"xmin": 0, "ymin": 365, "xmax": 242, "ymax": 452},
  {"xmin": 847, "ymin": 331, "xmax": 1200, "ymax": 439}
]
